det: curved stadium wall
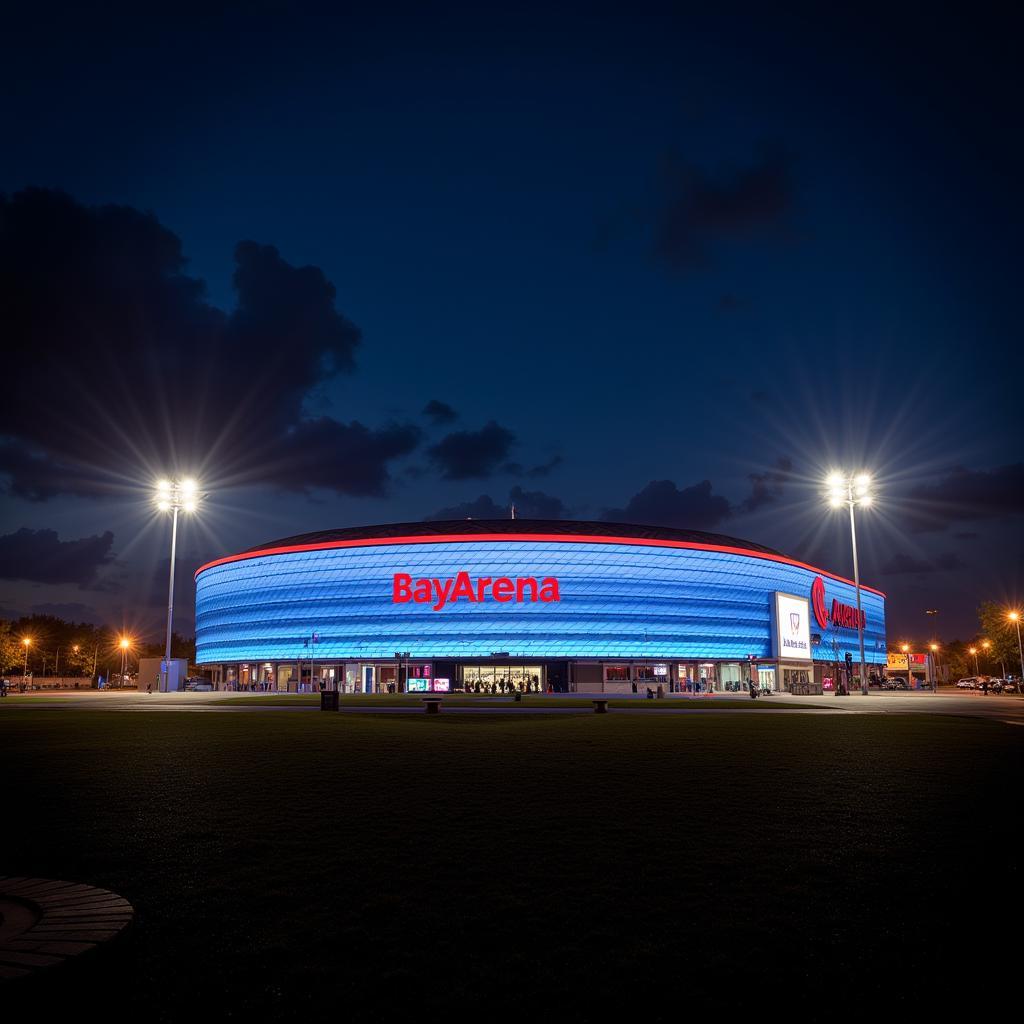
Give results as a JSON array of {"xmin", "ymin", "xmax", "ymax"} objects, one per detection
[{"xmin": 194, "ymin": 522, "xmax": 886, "ymax": 666}]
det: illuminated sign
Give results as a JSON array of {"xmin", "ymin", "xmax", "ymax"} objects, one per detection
[
  {"xmin": 886, "ymin": 652, "xmax": 908, "ymax": 670},
  {"xmin": 407, "ymin": 677, "xmax": 429, "ymax": 692},
  {"xmin": 774, "ymin": 592, "xmax": 811, "ymax": 660},
  {"xmin": 812, "ymin": 575, "xmax": 866, "ymax": 630},
  {"xmin": 431, "ymin": 678, "xmax": 450, "ymax": 692},
  {"xmin": 393, "ymin": 572, "xmax": 561, "ymax": 611}
]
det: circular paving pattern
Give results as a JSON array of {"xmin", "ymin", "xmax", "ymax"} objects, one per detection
[{"xmin": 0, "ymin": 877, "xmax": 133, "ymax": 981}]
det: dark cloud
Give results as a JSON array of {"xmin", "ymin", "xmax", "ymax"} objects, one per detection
[
  {"xmin": 604, "ymin": 479, "xmax": 732, "ymax": 530},
  {"xmin": 509, "ymin": 485, "xmax": 567, "ymax": 519},
  {"xmin": 879, "ymin": 551, "xmax": 967, "ymax": 575},
  {"xmin": 0, "ymin": 528, "xmax": 114, "ymax": 585},
  {"xmin": 29, "ymin": 602, "xmax": 104, "ymax": 624},
  {"xmin": 953, "ymin": 531, "xmax": 979, "ymax": 540},
  {"xmin": 741, "ymin": 457, "xmax": 794, "ymax": 513},
  {"xmin": 879, "ymin": 553, "xmax": 935, "ymax": 575},
  {"xmin": 424, "ymin": 494, "xmax": 509, "ymax": 521},
  {"xmin": 422, "ymin": 400, "xmax": 458, "ymax": 425},
  {"xmin": 0, "ymin": 188, "xmax": 417, "ymax": 499},
  {"xmin": 652, "ymin": 145, "xmax": 795, "ymax": 271},
  {"xmin": 527, "ymin": 456, "xmax": 563, "ymax": 478},
  {"xmin": 906, "ymin": 463, "xmax": 1024, "ymax": 533},
  {"xmin": 427, "ymin": 421, "xmax": 515, "ymax": 480},
  {"xmin": 264, "ymin": 418, "xmax": 420, "ymax": 496},
  {"xmin": 425, "ymin": 485, "xmax": 567, "ymax": 522}
]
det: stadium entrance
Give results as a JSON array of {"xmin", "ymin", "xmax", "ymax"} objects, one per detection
[{"xmin": 461, "ymin": 664, "xmax": 544, "ymax": 694}]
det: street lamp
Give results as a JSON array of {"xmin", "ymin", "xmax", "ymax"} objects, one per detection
[
  {"xmin": 828, "ymin": 472, "xmax": 872, "ymax": 695},
  {"xmin": 1010, "ymin": 611, "xmax": 1023, "ymax": 695},
  {"xmin": 901, "ymin": 643, "xmax": 912, "ymax": 689},
  {"xmin": 969, "ymin": 646, "xmax": 979, "ymax": 675},
  {"xmin": 119, "ymin": 636, "xmax": 131, "ymax": 688},
  {"xmin": 21, "ymin": 637, "xmax": 31, "ymax": 686},
  {"xmin": 155, "ymin": 478, "xmax": 200, "ymax": 692},
  {"xmin": 929, "ymin": 642, "xmax": 939, "ymax": 691}
]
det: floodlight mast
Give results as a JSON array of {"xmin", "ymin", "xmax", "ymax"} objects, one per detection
[
  {"xmin": 827, "ymin": 472, "xmax": 872, "ymax": 695},
  {"xmin": 155, "ymin": 478, "xmax": 200, "ymax": 691}
]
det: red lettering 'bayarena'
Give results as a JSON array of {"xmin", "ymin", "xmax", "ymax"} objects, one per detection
[{"xmin": 392, "ymin": 571, "xmax": 560, "ymax": 611}]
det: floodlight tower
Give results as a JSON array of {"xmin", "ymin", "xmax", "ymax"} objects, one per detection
[{"xmin": 155, "ymin": 478, "xmax": 200, "ymax": 691}]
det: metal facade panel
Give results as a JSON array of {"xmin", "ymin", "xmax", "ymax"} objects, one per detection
[{"xmin": 194, "ymin": 540, "xmax": 886, "ymax": 664}]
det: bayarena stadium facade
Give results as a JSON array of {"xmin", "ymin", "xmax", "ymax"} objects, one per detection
[{"xmin": 194, "ymin": 519, "xmax": 887, "ymax": 695}]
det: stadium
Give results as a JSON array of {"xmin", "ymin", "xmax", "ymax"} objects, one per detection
[{"xmin": 193, "ymin": 519, "xmax": 887, "ymax": 694}]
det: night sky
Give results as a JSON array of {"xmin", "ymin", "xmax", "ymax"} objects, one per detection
[{"xmin": 1, "ymin": 4, "xmax": 1020, "ymax": 643}]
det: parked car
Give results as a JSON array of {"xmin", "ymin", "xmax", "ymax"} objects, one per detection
[
  {"xmin": 988, "ymin": 678, "xmax": 1017, "ymax": 694},
  {"xmin": 184, "ymin": 677, "xmax": 213, "ymax": 691},
  {"xmin": 883, "ymin": 677, "xmax": 909, "ymax": 690},
  {"xmin": 956, "ymin": 678, "xmax": 979, "ymax": 689}
]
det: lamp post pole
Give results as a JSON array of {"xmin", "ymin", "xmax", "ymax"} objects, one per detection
[
  {"xmin": 1011, "ymin": 613, "xmax": 1023, "ymax": 695},
  {"xmin": 155, "ymin": 478, "xmax": 199, "ymax": 692},
  {"xmin": 829, "ymin": 473, "xmax": 872, "ymax": 696},
  {"xmin": 847, "ymin": 492, "xmax": 868, "ymax": 696},
  {"xmin": 163, "ymin": 503, "xmax": 179, "ymax": 691},
  {"xmin": 22, "ymin": 639, "xmax": 30, "ymax": 686}
]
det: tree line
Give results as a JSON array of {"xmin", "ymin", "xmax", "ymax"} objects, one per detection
[{"xmin": 0, "ymin": 614, "xmax": 195, "ymax": 678}]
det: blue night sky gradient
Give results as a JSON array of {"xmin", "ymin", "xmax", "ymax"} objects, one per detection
[{"xmin": 0, "ymin": 5, "xmax": 1020, "ymax": 643}]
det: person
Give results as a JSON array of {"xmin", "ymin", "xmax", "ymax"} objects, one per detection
[
  {"xmin": 1, "ymin": 678, "xmax": 8, "ymax": 697},
  {"xmin": 631, "ymin": 680, "xmax": 637, "ymax": 694},
  {"xmin": 748, "ymin": 677, "xmax": 758, "ymax": 699},
  {"xmin": 981, "ymin": 677, "xmax": 989, "ymax": 696},
  {"xmin": 146, "ymin": 680, "xmax": 153, "ymax": 695}
]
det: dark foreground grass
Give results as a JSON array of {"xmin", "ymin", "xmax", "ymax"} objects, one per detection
[{"xmin": 1, "ymin": 708, "xmax": 1020, "ymax": 1022}]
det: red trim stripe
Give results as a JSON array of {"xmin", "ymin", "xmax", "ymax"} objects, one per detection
[{"xmin": 194, "ymin": 533, "xmax": 886, "ymax": 598}]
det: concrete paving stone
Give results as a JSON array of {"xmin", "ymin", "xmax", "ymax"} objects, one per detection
[
  {"xmin": 34, "ymin": 890, "xmax": 121, "ymax": 905},
  {"xmin": 0, "ymin": 950, "xmax": 65, "ymax": 967},
  {"xmin": 0, "ymin": 964, "xmax": 32, "ymax": 979},
  {"xmin": 34, "ymin": 941, "xmax": 97, "ymax": 956},
  {"xmin": 31, "ymin": 922, "xmax": 130, "ymax": 936},
  {"xmin": 42, "ymin": 900, "xmax": 130, "ymax": 914},
  {"xmin": 43, "ymin": 908, "xmax": 133, "ymax": 920}
]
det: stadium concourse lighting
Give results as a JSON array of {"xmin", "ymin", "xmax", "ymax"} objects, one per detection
[
  {"xmin": 155, "ymin": 478, "xmax": 201, "ymax": 691},
  {"xmin": 826, "ymin": 471, "xmax": 872, "ymax": 696}
]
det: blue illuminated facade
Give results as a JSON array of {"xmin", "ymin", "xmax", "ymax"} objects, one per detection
[{"xmin": 195, "ymin": 526, "xmax": 886, "ymax": 683}]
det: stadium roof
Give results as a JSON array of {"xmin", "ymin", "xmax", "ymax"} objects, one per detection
[{"xmin": 244, "ymin": 519, "xmax": 784, "ymax": 557}]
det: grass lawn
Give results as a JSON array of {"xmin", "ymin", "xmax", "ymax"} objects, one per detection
[{"xmin": 2, "ymin": 707, "xmax": 1020, "ymax": 1021}]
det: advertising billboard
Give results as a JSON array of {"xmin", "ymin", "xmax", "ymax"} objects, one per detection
[{"xmin": 773, "ymin": 592, "xmax": 812, "ymax": 661}]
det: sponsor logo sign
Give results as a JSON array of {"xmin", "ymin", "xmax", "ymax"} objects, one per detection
[
  {"xmin": 811, "ymin": 575, "xmax": 866, "ymax": 631},
  {"xmin": 393, "ymin": 572, "xmax": 560, "ymax": 611}
]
